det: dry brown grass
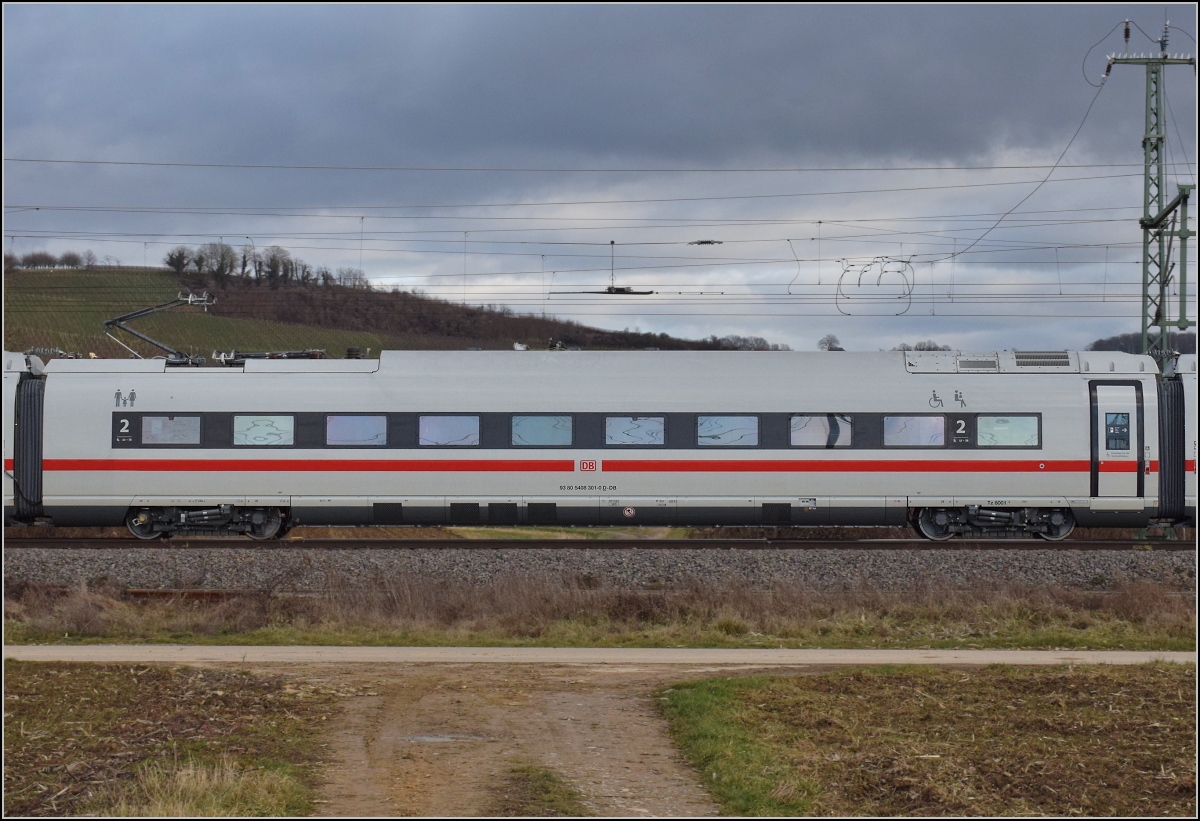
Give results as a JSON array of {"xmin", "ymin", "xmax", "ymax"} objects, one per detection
[
  {"xmin": 107, "ymin": 758, "xmax": 305, "ymax": 817},
  {"xmin": 4, "ymin": 575, "xmax": 1194, "ymax": 650}
]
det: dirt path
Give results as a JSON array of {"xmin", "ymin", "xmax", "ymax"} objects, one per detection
[
  {"xmin": 263, "ymin": 663, "xmax": 719, "ymax": 817},
  {"xmin": 8, "ymin": 646, "xmax": 1193, "ymax": 665}
]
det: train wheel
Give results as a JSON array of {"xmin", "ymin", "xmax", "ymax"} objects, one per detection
[
  {"xmin": 246, "ymin": 508, "xmax": 284, "ymax": 540},
  {"xmin": 1036, "ymin": 510, "xmax": 1076, "ymax": 541},
  {"xmin": 916, "ymin": 508, "xmax": 955, "ymax": 541},
  {"xmin": 126, "ymin": 509, "xmax": 162, "ymax": 540}
]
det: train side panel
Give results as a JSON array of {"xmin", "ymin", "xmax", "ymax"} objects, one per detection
[{"xmin": 25, "ymin": 350, "xmax": 1171, "ymax": 532}]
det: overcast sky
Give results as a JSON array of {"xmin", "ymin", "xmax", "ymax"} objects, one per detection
[{"xmin": 4, "ymin": 4, "xmax": 1197, "ymax": 352}]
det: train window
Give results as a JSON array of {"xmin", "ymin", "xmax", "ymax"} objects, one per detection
[
  {"xmin": 327, "ymin": 415, "xmax": 387, "ymax": 447},
  {"xmin": 883, "ymin": 415, "xmax": 944, "ymax": 447},
  {"xmin": 697, "ymin": 416, "xmax": 759, "ymax": 446},
  {"xmin": 141, "ymin": 415, "xmax": 201, "ymax": 445},
  {"xmin": 605, "ymin": 416, "xmax": 665, "ymax": 446},
  {"xmin": 512, "ymin": 415, "xmax": 573, "ymax": 446},
  {"xmin": 977, "ymin": 415, "xmax": 1039, "ymax": 447},
  {"xmin": 420, "ymin": 415, "xmax": 480, "ymax": 446},
  {"xmin": 790, "ymin": 414, "xmax": 852, "ymax": 447},
  {"xmin": 233, "ymin": 415, "xmax": 294, "ymax": 446},
  {"xmin": 1104, "ymin": 413, "xmax": 1131, "ymax": 451}
]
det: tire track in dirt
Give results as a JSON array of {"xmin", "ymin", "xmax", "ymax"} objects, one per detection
[{"xmin": 294, "ymin": 664, "xmax": 718, "ymax": 817}]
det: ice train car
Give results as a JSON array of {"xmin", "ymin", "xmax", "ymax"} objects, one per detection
[{"xmin": 3, "ymin": 349, "xmax": 1196, "ymax": 540}]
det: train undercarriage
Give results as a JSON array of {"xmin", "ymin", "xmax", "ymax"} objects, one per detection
[
  {"xmin": 120, "ymin": 503, "xmax": 1077, "ymax": 541},
  {"xmin": 910, "ymin": 506, "xmax": 1076, "ymax": 541},
  {"xmin": 125, "ymin": 505, "xmax": 289, "ymax": 540}
]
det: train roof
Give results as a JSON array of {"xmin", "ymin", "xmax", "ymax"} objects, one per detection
[
  {"xmin": 3, "ymin": 352, "xmax": 44, "ymax": 375},
  {"xmin": 12, "ymin": 348, "xmax": 1162, "ymax": 377}
]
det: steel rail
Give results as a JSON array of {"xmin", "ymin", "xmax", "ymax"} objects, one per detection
[{"xmin": 3, "ymin": 537, "xmax": 1194, "ymax": 551}]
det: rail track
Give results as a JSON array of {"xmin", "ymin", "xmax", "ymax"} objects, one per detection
[{"xmin": 4, "ymin": 537, "xmax": 1194, "ymax": 551}]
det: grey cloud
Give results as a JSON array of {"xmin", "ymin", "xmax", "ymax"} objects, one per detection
[
  {"xmin": 3, "ymin": 4, "xmax": 1195, "ymax": 355},
  {"xmin": 8, "ymin": 5, "xmax": 1192, "ymax": 168}
]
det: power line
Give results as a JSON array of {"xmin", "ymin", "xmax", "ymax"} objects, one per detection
[
  {"xmin": 4, "ymin": 216, "xmax": 1141, "ymax": 249},
  {"xmin": 0, "ymin": 157, "xmax": 1180, "ymax": 173},
  {"xmin": 4, "ymin": 202, "xmax": 1147, "ymax": 219},
  {"xmin": 0, "ymin": 172, "xmax": 1144, "ymax": 212},
  {"xmin": 928, "ymin": 80, "xmax": 1112, "ymax": 263}
]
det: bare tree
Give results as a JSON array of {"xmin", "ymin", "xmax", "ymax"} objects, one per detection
[
  {"xmin": 195, "ymin": 242, "xmax": 236, "ymax": 287},
  {"xmin": 817, "ymin": 334, "xmax": 844, "ymax": 351},
  {"xmin": 58, "ymin": 251, "xmax": 83, "ymax": 268},
  {"xmin": 719, "ymin": 334, "xmax": 790, "ymax": 351},
  {"xmin": 101, "ymin": 255, "xmax": 121, "ymax": 268},
  {"xmin": 336, "ymin": 267, "xmax": 369, "ymax": 289},
  {"xmin": 893, "ymin": 340, "xmax": 951, "ymax": 351},
  {"xmin": 4, "ymin": 252, "xmax": 18, "ymax": 273},
  {"xmin": 82, "ymin": 250, "xmax": 98, "ymax": 270}
]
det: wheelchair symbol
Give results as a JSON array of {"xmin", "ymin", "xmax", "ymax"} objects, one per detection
[{"xmin": 929, "ymin": 391, "xmax": 944, "ymax": 408}]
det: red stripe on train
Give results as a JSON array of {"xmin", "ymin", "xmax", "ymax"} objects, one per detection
[
  {"xmin": 602, "ymin": 459, "xmax": 1092, "ymax": 473},
  {"xmin": 39, "ymin": 458, "xmax": 574, "ymax": 472}
]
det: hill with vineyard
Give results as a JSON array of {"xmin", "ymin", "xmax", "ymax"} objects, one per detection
[{"xmin": 3, "ymin": 266, "xmax": 783, "ymax": 361}]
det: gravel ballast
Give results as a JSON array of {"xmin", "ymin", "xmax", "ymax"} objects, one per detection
[{"xmin": 3, "ymin": 545, "xmax": 1194, "ymax": 592}]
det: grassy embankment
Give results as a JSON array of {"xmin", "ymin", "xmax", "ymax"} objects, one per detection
[
  {"xmin": 2, "ymin": 661, "xmax": 345, "ymax": 816},
  {"xmin": 5, "ymin": 578, "xmax": 1193, "ymax": 651},
  {"xmin": 661, "ymin": 664, "xmax": 1196, "ymax": 816}
]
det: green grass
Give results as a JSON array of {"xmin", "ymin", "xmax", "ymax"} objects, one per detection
[
  {"xmin": 488, "ymin": 764, "xmax": 593, "ymax": 816},
  {"xmin": 660, "ymin": 664, "xmax": 1196, "ymax": 816},
  {"xmin": 660, "ymin": 677, "xmax": 818, "ymax": 816},
  {"xmin": 2, "ymin": 661, "xmax": 338, "ymax": 816}
]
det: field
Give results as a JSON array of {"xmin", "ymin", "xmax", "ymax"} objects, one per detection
[
  {"xmin": 661, "ymin": 664, "xmax": 1196, "ymax": 816},
  {"xmin": 6, "ymin": 659, "xmax": 1194, "ymax": 816},
  {"xmin": 2, "ymin": 661, "xmax": 342, "ymax": 817}
]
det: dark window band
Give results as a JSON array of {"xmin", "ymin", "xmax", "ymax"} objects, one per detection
[{"xmin": 112, "ymin": 411, "xmax": 1043, "ymax": 450}]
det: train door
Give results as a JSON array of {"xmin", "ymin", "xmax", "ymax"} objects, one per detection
[{"xmin": 1090, "ymin": 382, "xmax": 1144, "ymax": 499}]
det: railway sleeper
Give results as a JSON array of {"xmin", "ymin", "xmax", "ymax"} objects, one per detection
[
  {"xmin": 126, "ymin": 505, "xmax": 288, "ymax": 540},
  {"xmin": 913, "ymin": 506, "xmax": 1075, "ymax": 541}
]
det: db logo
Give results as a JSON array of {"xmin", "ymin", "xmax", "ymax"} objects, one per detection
[
  {"xmin": 622, "ymin": 507, "xmax": 636, "ymax": 518},
  {"xmin": 579, "ymin": 460, "xmax": 597, "ymax": 472}
]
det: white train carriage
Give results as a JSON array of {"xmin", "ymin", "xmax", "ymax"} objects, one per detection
[{"xmin": 4, "ymin": 349, "xmax": 1196, "ymax": 539}]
